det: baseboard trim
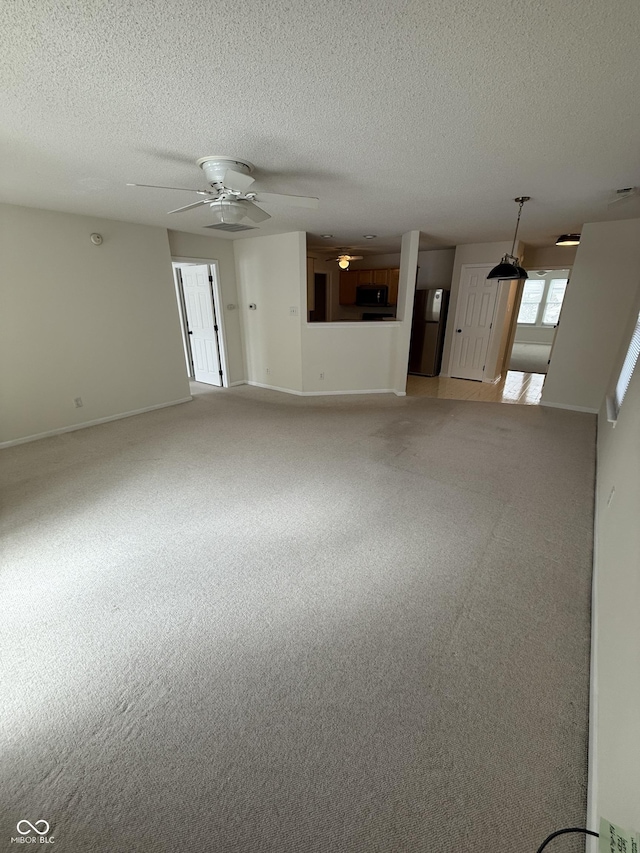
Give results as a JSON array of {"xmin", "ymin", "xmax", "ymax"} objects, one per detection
[
  {"xmin": 540, "ymin": 400, "xmax": 599, "ymax": 414},
  {"xmin": 246, "ymin": 381, "xmax": 403, "ymax": 397},
  {"xmin": 228, "ymin": 380, "xmax": 246, "ymax": 387},
  {"xmin": 586, "ymin": 461, "xmax": 600, "ymax": 850},
  {"xmin": 0, "ymin": 397, "xmax": 193, "ymax": 449}
]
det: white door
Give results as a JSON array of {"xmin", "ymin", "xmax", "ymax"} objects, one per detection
[
  {"xmin": 450, "ymin": 265, "xmax": 500, "ymax": 381},
  {"xmin": 180, "ymin": 264, "xmax": 223, "ymax": 386}
]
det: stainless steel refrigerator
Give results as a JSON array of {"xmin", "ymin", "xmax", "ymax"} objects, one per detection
[{"xmin": 408, "ymin": 288, "xmax": 449, "ymax": 376}]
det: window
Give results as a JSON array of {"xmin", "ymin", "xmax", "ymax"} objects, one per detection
[
  {"xmin": 614, "ymin": 310, "xmax": 640, "ymax": 415},
  {"xmin": 517, "ymin": 281, "xmax": 544, "ymax": 324},
  {"xmin": 516, "ymin": 273, "xmax": 569, "ymax": 326},
  {"xmin": 542, "ymin": 279, "xmax": 568, "ymax": 325}
]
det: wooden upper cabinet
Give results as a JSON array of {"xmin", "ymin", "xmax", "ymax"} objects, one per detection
[
  {"xmin": 388, "ymin": 268, "xmax": 400, "ymax": 305},
  {"xmin": 339, "ymin": 270, "xmax": 358, "ymax": 305},
  {"xmin": 338, "ymin": 267, "xmax": 401, "ymax": 305}
]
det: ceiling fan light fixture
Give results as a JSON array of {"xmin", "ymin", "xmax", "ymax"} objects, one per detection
[
  {"xmin": 555, "ymin": 233, "xmax": 581, "ymax": 246},
  {"xmin": 209, "ymin": 199, "xmax": 247, "ymax": 225},
  {"xmin": 338, "ymin": 257, "xmax": 350, "ymax": 270},
  {"xmin": 488, "ymin": 196, "xmax": 530, "ymax": 281}
]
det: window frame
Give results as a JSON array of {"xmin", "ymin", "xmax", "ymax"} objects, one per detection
[
  {"xmin": 516, "ymin": 273, "xmax": 570, "ymax": 328},
  {"xmin": 607, "ymin": 310, "xmax": 640, "ymax": 424}
]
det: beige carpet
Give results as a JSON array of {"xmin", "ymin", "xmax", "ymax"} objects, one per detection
[{"xmin": 0, "ymin": 384, "xmax": 596, "ymax": 852}]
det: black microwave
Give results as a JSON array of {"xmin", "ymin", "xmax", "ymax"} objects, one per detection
[{"xmin": 355, "ymin": 285, "xmax": 388, "ymax": 306}]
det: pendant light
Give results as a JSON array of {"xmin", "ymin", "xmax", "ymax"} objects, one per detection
[
  {"xmin": 488, "ymin": 196, "xmax": 530, "ymax": 280},
  {"xmin": 555, "ymin": 234, "xmax": 581, "ymax": 246}
]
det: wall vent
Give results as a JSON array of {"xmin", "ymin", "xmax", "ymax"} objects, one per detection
[{"xmin": 203, "ymin": 223, "xmax": 257, "ymax": 232}]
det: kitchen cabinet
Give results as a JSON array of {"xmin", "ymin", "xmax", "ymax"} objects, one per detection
[
  {"xmin": 338, "ymin": 270, "xmax": 358, "ymax": 305},
  {"xmin": 339, "ymin": 268, "xmax": 400, "ymax": 305},
  {"xmin": 388, "ymin": 268, "xmax": 400, "ymax": 305}
]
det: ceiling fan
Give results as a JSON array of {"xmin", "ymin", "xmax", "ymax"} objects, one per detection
[
  {"xmin": 127, "ymin": 157, "xmax": 319, "ymax": 226},
  {"xmin": 331, "ymin": 251, "xmax": 364, "ymax": 269}
]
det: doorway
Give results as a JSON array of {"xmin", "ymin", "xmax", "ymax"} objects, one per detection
[
  {"xmin": 309, "ymin": 273, "xmax": 328, "ymax": 322},
  {"xmin": 172, "ymin": 260, "xmax": 228, "ymax": 387},
  {"xmin": 506, "ymin": 268, "xmax": 570, "ymax": 375}
]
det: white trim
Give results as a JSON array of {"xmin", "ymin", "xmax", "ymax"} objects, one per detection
[
  {"xmin": 0, "ymin": 397, "xmax": 193, "ymax": 449},
  {"xmin": 228, "ymin": 380, "xmax": 246, "ymax": 387},
  {"xmin": 539, "ymin": 400, "xmax": 599, "ymax": 414},
  {"xmin": 605, "ymin": 395, "xmax": 618, "ymax": 425},
  {"xmin": 172, "ymin": 256, "xmax": 231, "ymax": 388},
  {"xmin": 246, "ymin": 381, "xmax": 403, "ymax": 397},
  {"xmin": 586, "ymin": 474, "xmax": 600, "ymax": 853}
]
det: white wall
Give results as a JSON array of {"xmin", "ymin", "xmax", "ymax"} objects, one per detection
[
  {"xmin": 514, "ymin": 325, "xmax": 555, "ymax": 345},
  {"xmin": 301, "ymin": 324, "xmax": 398, "ymax": 392},
  {"xmin": 301, "ymin": 232, "xmax": 420, "ymax": 395},
  {"xmin": 167, "ymin": 230, "xmax": 245, "ymax": 384},
  {"xmin": 0, "ymin": 204, "xmax": 190, "ymax": 445},
  {"xmin": 591, "ymin": 280, "xmax": 640, "ymax": 828},
  {"xmin": 440, "ymin": 241, "xmax": 515, "ymax": 376},
  {"xmin": 235, "ymin": 231, "xmax": 305, "ymax": 392},
  {"xmin": 523, "ymin": 244, "xmax": 577, "ymax": 269},
  {"xmin": 542, "ymin": 219, "xmax": 640, "ymax": 412}
]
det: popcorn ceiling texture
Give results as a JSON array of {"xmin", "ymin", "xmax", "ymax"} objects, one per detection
[{"xmin": 1, "ymin": 0, "xmax": 640, "ymax": 246}]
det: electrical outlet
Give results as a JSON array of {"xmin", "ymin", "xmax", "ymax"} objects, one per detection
[
  {"xmin": 266, "ymin": 368, "xmax": 271, "ymax": 375},
  {"xmin": 289, "ymin": 306, "xmax": 299, "ymax": 316},
  {"xmin": 74, "ymin": 397, "xmax": 83, "ymax": 408},
  {"xmin": 319, "ymin": 372, "xmax": 325, "ymax": 380}
]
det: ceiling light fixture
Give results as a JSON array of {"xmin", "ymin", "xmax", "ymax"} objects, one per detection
[
  {"xmin": 338, "ymin": 256, "xmax": 351, "ymax": 270},
  {"xmin": 209, "ymin": 199, "xmax": 247, "ymax": 225},
  {"xmin": 321, "ymin": 234, "xmax": 333, "ymax": 238},
  {"xmin": 488, "ymin": 196, "xmax": 530, "ymax": 280},
  {"xmin": 555, "ymin": 234, "xmax": 581, "ymax": 246},
  {"xmin": 363, "ymin": 235, "xmax": 376, "ymax": 239}
]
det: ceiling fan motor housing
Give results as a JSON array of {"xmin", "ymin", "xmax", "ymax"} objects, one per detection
[{"xmin": 196, "ymin": 157, "xmax": 253, "ymax": 187}]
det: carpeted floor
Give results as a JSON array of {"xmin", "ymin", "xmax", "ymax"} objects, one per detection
[
  {"xmin": 0, "ymin": 384, "xmax": 596, "ymax": 852},
  {"xmin": 509, "ymin": 342, "xmax": 552, "ymax": 374}
]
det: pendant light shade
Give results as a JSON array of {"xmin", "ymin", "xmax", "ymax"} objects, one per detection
[
  {"xmin": 555, "ymin": 234, "xmax": 581, "ymax": 246},
  {"xmin": 487, "ymin": 257, "xmax": 523, "ymax": 280},
  {"xmin": 488, "ymin": 197, "xmax": 530, "ymax": 280}
]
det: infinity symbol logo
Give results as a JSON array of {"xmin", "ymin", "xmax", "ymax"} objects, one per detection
[{"xmin": 17, "ymin": 820, "xmax": 50, "ymax": 836}]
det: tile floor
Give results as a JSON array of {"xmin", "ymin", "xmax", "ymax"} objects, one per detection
[{"xmin": 406, "ymin": 370, "xmax": 545, "ymax": 405}]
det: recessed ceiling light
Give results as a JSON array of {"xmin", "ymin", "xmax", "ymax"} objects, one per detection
[
  {"xmin": 321, "ymin": 234, "xmax": 333, "ymax": 238},
  {"xmin": 363, "ymin": 235, "xmax": 376, "ymax": 239}
]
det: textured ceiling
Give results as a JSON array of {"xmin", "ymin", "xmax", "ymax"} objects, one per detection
[{"xmin": 2, "ymin": 0, "xmax": 640, "ymax": 254}]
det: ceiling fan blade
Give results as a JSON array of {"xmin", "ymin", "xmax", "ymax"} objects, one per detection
[
  {"xmin": 222, "ymin": 169, "xmax": 256, "ymax": 192},
  {"xmin": 127, "ymin": 183, "xmax": 209, "ymax": 194},
  {"xmin": 349, "ymin": 256, "xmax": 364, "ymax": 261},
  {"xmin": 255, "ymin": 191, "xmax": 319, "ymax": 209},
  {"xmin": 167, "ymin": 198, "xmax": 213, "ymax": 214},
  {"xmin": 242, "ymin": 201, "xmax": 271, "ymax": 223}
]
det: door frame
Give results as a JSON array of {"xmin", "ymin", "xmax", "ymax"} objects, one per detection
[{"xmin": 172, "ymin": 257, "xmax": 230, "ymax": 387}]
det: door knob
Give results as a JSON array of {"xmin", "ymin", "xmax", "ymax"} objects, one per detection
[{"xmin": 456, "ymin": 328, "xmax": 462, "ymax": 333}]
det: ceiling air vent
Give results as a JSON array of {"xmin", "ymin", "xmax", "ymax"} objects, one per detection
[{"xmin": 203, "ymin": 222, "xmax": 257, "ymax": 232}]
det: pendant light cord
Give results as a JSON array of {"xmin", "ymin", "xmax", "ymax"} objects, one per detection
[{"xmin": 510, "ymin": 199, "xmax": 525, "ymax": 258}]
